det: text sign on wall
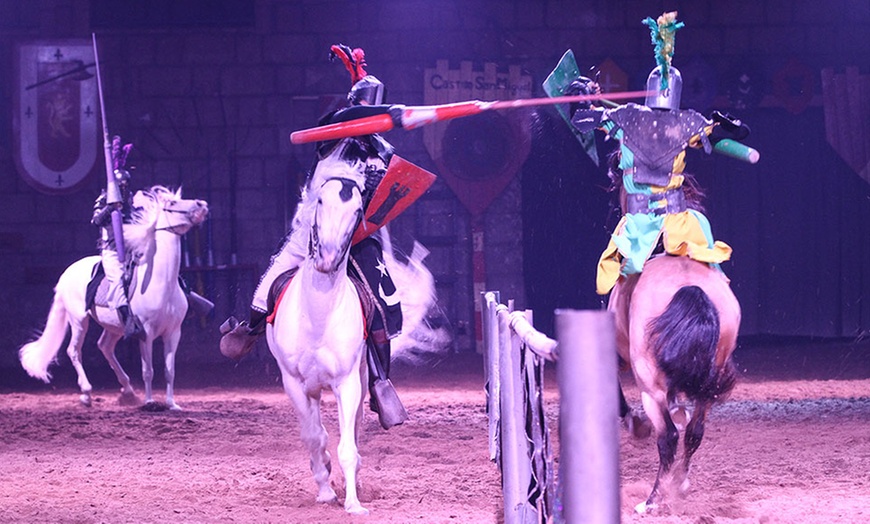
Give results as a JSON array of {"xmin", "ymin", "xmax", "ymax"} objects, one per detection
[{"xmin": 423, "ymin": 60, "xmax": 533, "ymax": 216}]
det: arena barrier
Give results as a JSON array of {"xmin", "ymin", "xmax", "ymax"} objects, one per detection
[{"xmin": 482, "ymin": 292, "xmax": 620, "ymax": 524}]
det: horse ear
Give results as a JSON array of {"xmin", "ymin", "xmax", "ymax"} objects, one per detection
[{"xmin": 175, "ymin": 186, "xmax": 183, "ymax": 199}]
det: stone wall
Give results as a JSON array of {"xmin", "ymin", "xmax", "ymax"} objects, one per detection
[{"xmin": 0, "ymin": 0, "xmax": 867, "ymax": 371}]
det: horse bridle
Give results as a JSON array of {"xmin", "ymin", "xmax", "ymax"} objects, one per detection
[
  {"xmin": 156, "ymin": 206, "xmax": 196, "ymax": 235},
  {"xmin": 309, "ymin": 176, "xmax": 364, "ymax": 262}
]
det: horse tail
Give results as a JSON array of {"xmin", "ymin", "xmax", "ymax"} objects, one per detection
[
  {"xmin": 649, "ymin": 285, "xmax": 736, "ymax": 403},
  {"xmin": 19, "ymin": 293, "xmax": 70, "ymax": 383}
]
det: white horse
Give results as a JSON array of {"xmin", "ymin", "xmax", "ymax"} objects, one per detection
[
  {"xmin": 20, "ymin": 186, "xmax": 208, "ymax": 410},
  {"xmin": 266, "ymin": 149, "xmax": 375, "ymax": 515}
]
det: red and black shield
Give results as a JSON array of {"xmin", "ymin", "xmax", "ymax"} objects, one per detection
[{"xmin": 351, "ymin": 155, "xmax": 437, "ymax": 245}]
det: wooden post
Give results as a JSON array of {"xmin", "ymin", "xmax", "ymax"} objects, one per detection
[
  {"xmin": 482, "ymin": 291, "xmax": 501, "ymax": 462},
  {"xmin": 498, "ymin": 302, "xmax": 536, "ymax": 523}
]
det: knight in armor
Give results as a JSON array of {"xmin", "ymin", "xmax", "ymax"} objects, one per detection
[
  {"xmin": 91, "ymin": 136, "xmax": 143, "ymax": 338},
  {"xmin": 556, "ymin": 12, "xmax": 751, "ymax": 295},
  {"xmin": 220, "ymin": 44, "xmax": 405, "ymax": 428}
]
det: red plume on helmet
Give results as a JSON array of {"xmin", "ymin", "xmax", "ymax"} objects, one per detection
[{"xmin": 329, "ymin": 44, "xmax": 368, "ymax": 85}]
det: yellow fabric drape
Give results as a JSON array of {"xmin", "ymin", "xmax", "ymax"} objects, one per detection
[{"xmin": 596, "ymin": 210, "xmax": 732, "ymax": 295}]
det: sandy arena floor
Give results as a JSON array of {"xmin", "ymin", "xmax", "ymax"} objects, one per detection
[{"xmin": 1, "ymin": 338, "xmax": 869, "ymax": 523}]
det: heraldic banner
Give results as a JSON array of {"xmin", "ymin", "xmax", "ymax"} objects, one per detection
[{"xmin": 14, "ymin": 40, "xmax": 99, "ymax": 194}]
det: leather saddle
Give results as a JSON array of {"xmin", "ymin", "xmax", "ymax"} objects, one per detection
[{"xmin": 266, "ymin": 268, "xmax": 376, "ymax": 331}]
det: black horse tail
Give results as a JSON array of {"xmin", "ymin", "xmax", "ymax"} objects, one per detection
[{"xmin": 649, "ymin": 285, "xmax": 737, "ymax": 403}]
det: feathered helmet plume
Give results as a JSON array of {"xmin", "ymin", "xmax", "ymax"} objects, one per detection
[
  {"xmin": 330, "ymin": 44, "xmax": 368, "ymax": 85},
  {"xmin": 111, "ymin": 135, "xmax": 134, "ymax": 185},
  {"xmin": 111, "ymin": 135, "xmax": 133, "ymax": 171},
  {"xmin": 329, "ymin": 44, "xmax": 384, "ymax": 106},
  {"xmin": 642, "ymin": 11, "xmax": 684, "ymax": 90}
]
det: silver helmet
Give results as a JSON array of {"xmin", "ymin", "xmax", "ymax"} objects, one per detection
[
  {"xmin": 644, "ymin": 65, "xmax": 682, "ymax": 110},
  {"xmin": 348, "ymin": 75, "xmax": 384, "ymax": 106},
  {"xmin": 114, "ymin": 168, "xmax": 131, "ymax": 186}
]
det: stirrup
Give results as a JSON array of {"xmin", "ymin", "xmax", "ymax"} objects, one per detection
[
  {"xmin": 124, "ymin": 313, "xmax": 145, "ymax": 340},
  {"xmin": 187, "ymin": 291, "xmax": 215, "ymax": 317},
  {"xmin": 219, "ymin": 318, "xmax": 260, "ymax": 360},
  {"xmin": 370, "ymin": 378, "xmax": 408, "ymax": 430}
]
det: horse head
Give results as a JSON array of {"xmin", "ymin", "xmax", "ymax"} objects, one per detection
[
  {"xmin": 311, "ymin": 175, "xmax": 363, "ymax": 274},
  {"xmin": 133, "ymin": 186, "xmax": 209, "ymax": 236}
]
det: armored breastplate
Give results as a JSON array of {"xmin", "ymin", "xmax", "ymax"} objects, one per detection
[{"xmin": 609, "ymin": 103, "xmax": 710, "ymax": 186}]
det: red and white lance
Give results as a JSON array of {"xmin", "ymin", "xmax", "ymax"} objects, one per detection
[
  {"xmin": 92, "ymin": 34, "xmax": 126, "ymax": 263},
  {"xmin": 289, "ymin": 90, "xmax": 656, "ymax": 144}
]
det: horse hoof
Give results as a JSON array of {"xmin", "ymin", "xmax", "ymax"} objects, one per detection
[
  {"xmin": 345, "ymin": 503, "xmax": 369, "ymax": 515},
  {"xmin": 117, "ymin": 391, "xmax": 140, "ymax": 406},
  {"xmin": 316, "ymin": 489, "xmax": 338, "ymax": 504},
  {"xmin": 79, "ymin": 394, "xmax": 92, "ymax": 407},
  {"xmin": 635, "ymin": 501, "xmax": 656, "ymax": 514}
]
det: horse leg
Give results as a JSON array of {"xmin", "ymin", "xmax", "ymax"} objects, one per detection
[
  {"xmin": 139, "ymin": 338, "xmax": 156, "ymax": 405},
  {"xmin": 65, "ymin": 318, "xmax": 93, "ymax": 406},
  {"xmin": 281, "ymin": 374, "xmax": 337, "ymax": 505},
  {"xmin": 96, "ymin": 330, "xmax": 138, "ymax": 405},
  {"xmin": 619, "ymin": 382, "xmax": 652, "ymax": 439},
  {"xmin": 162, "ymin": 330, "xmax": 182, "ymax": 410},
  {"xmin": 673, "ymin": 401, "xmax": 710, "ymax": 494},
  {"xmin": 636, "ymin": 391, "xmax": 679, "ymax": 514},
  {"xmin": 333, "ymin": 366, "xmax": 368, "ymax": 515}
]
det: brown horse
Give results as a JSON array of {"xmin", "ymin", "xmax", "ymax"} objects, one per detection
[
  {"xmin": 602, "ymin": 150, "xmax": 741, "ymax": 512},
  {"xmin": 610, "ymin": 253, "xmax": 740, "ymax": 513}
]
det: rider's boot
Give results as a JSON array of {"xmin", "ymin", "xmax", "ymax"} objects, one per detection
[
  {"xmin": 219, "ymin": 309, "xmax": 267, "ymax": 360},
  {"xmin": 186, "ymin": 291, "xmax": 215, "ymax": 318},
  {"xmin": 367, "ymin": 330, "xmax": 408, "ymax": 430},
  {"xmin": 118, "ymin": 305, "xmax": 144, "ymax": 339}
]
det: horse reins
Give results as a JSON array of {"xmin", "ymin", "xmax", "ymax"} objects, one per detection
[
  {"xmin": 310, "ymin": 177, "xmax": 364, "ymax": 262},
  {"xmin": 156, "ymin": 207, "xmax": 197, "ymax": 235}
]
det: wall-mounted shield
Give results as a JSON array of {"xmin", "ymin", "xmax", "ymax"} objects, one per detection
[
  {"xmin": 13, "ymin": 41, "xmax": 99, "ymax": 194},
  {"xmin": 423, "ymin": 60, "xmax": 532, "ymax": 216}
]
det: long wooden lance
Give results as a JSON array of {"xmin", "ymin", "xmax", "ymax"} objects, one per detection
[
  {"xmin": 92, "ymin": 33, "xmax": 126, "ymax": 263},
  {"xmin": 290, "ymin": 89, "xmax": 655, "ymax": 144}
]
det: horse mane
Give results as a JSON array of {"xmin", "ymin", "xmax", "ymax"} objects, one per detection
[
  {"xmin": 122, "ymin": 185, "xmax": 182, "ymax": 257},
  {"xmin": 606, "ymin": 149, "xmax": 707, "ymax": 213}
]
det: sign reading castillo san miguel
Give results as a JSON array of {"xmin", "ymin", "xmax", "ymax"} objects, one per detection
[
  {"xmin": 423, "ymin": 60, "xmax": 533, "ymax": 216},
  {"xmin": 13, "ymin": 41, "xmax": 99, "ymax": 194}
]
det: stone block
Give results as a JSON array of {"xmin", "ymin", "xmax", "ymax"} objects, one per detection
[
  {"xmin": 263, "ymin": 35, "xmax": 318, "ymax": 64},
  {"xmin": 140, "ymin": 66, "xmax": 192, "ymax": 97},
  {"xmin": 221, "ymin": 66, "xmax": 277, "ymax": 96}
]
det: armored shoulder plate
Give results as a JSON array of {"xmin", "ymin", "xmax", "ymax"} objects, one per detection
[{"xmin": 608, "ymin": 103, "xmax": 710, "ymax": 185}]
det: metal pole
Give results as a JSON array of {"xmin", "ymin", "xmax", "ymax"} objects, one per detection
[
  {"xmin": 92, "ymin": 33, "xmax": 126, "ymax": 263},
  {"xmin": 555, "ymin": 309, "xmax": 620, "ymax": 524}
]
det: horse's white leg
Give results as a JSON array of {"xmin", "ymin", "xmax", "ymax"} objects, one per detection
[
  {"xmin": 65, "ymin": 317, "xmax": 92, "ymax": 406},
  {"xmin": 281, "ymin": 373, "xmax": 337, "ymax": 505},
  {"xmin": 162, "ymin": 329, "xmax": 182, "ymax": 410},
  {"xmin": 333, "ymin": 365, "xmax": 368, "ymax": 515},
  {"xmin": 96, "ymin": 330, "xmax": 138, "ymax": 403},
  {"xmin": 139, "ymin": 338, "xmax": 156, "ymax": 405}
]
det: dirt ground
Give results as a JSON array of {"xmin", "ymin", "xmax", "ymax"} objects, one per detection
[{"xmin": 1, "ymin": 337, "xmax": 869, "ymax": 524}]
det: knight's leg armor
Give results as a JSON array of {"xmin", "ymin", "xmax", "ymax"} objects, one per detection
[
  {"xmin": 103, "ymin": 250, "xmax": 143, "ymax": 339},
  {"xmin": 348, "ymin": 237, "xmax": 407, "ymax": 429}
]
